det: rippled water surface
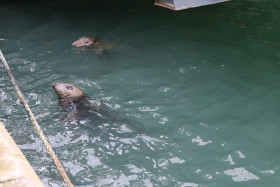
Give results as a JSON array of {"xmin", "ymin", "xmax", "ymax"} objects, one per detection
[{"xmin": 1, "ymin": 0, "xmax": 280, "ymax": 186}]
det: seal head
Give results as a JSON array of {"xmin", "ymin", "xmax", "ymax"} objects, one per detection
[
  {"xmin": 52, "ymin": 83, "xmax": 84, "ymax": 103},
  {"xmin": 72, "ymin": 37, "xmax": 101, "ymax": 48}
]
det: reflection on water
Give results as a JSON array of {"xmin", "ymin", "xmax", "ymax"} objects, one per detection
[{"xmin": 1, "ymin": 0, "xmax": 280, "ymax": 186}]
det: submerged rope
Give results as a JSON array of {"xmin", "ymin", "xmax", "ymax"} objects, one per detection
[{"xmin": 0, "ymin": 50, "xmax": 74, "ymax": 187}]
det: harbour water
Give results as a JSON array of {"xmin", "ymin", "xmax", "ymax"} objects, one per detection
[{"xmin": 0, "ymin": 0, "xmax": 280, "ymax": 186}]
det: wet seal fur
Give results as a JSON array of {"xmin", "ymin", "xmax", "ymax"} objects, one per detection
[
  {"xmin": 72, "ymin": 37, "xmax": 114, "ymax": 54},
  {"xmin": 52, "ymin": 83, "xmax": 88, "ymax": 110},
  {"xmin": 52, "ymin": 82, "xmax": 110, "ymax": 125},
  {"xmin": 72, "ymin": 37, "xmax": 100, "ymax": 48},
  {"xmin": 52, "ymin": 83, "xmax": 141, "ymax": 132}
]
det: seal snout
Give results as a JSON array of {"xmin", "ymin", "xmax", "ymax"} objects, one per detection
[
  {"xmin": 72, "ymin": 41, "xmax": 77, "ymax": 47},
  {"xmin": 52, "ymin": 83, "xmax": 57, "ymax": 89}
]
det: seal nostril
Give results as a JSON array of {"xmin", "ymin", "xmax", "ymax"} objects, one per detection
[{"xmin": 52, "ymin": 83, "xmax": 57, "ymax": 88}]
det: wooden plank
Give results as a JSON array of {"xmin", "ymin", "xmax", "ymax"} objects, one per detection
[{"xmin": 0, "ymin": 121, "xmax": 44, "ymax": 187}]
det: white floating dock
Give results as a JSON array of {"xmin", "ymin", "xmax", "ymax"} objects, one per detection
[{"xmin": 155, "ymin": 0, "xmax": 230, "ymax": 10}]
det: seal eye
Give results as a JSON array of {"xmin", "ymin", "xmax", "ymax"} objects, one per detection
[
  {"xmin": 66, "ymin": 86, "xmax": 73, "ymax": 90},
  {"xmin": 84, "ymin": 40, "xmax": 89, "ymax": 44}
]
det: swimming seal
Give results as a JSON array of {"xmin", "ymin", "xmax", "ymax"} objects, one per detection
[
  {"xmin": 52, "ymin": 83, "xmax": 86, "ymax": 107},
  {"xmin": 72, "ymin": 37, "xmax": 100, "ymax": 48},
  {"xmin": 52, "ymin": 82, "xmax": 97, "ymax": 116},
  {"xmin": 72, "ymin": 37, "xmax": 114, "ymax": 54},
  {"xmin": 52, "ymin": 82, "xmax": 141, "ymax": 134},
  {"xmin": 52, "ymin": 82, "xmax": 107, "ymax": 125}
]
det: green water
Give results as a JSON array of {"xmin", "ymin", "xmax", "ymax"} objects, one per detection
[{"xmin": 1, "ymin": 0, "xmax": 280, "ymax": 186}]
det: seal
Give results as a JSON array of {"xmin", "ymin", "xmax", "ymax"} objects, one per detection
[
  {"xmin": 52, "ymin": 82, "xmax": 104, "ymax": 125},
  {"xmin": 72, "ymin": 37, "xmax": 100, "ymax": 48},
  {"xmin": 52, "ymin": 82, "xmax": 141, "ymax": 133},
  {"xmin": 52, "ymin": 83, "xmax": 86, "ymax": 107},
  {"xmin": 72, "ymin": 37, "xmax": 114, "ymax": 54},
  {"xmin": 52, "ymin": 82, "xmax": 97, "ymax": 115}
]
